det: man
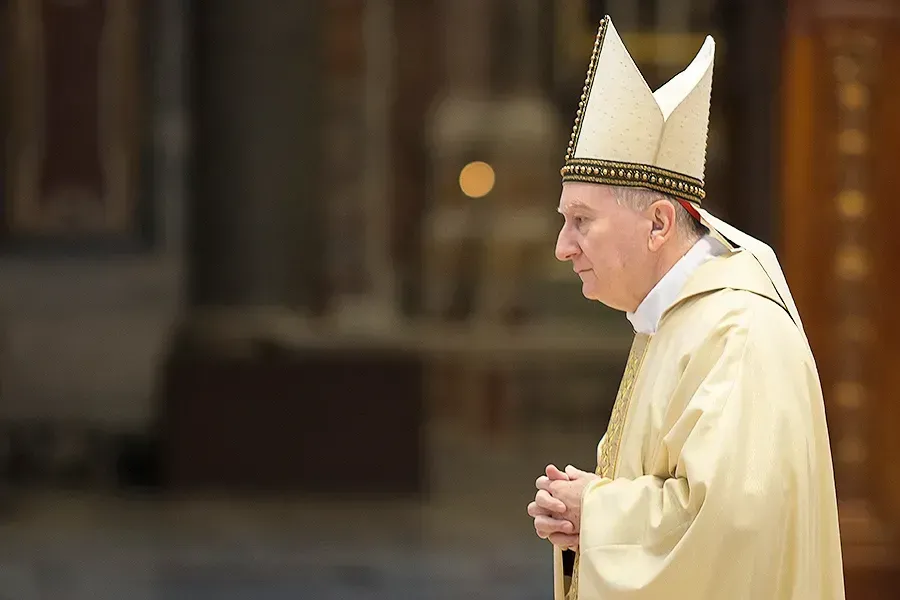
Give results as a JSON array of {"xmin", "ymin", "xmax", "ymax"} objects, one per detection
[{"xmin": 526, "ymin": 16, "xmax": 845, "ymax": 600}]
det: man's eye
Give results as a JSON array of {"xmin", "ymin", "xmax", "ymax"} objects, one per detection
[{"xmin": 573, "ymin": 216, "xmax": 586, "ymax": 227}]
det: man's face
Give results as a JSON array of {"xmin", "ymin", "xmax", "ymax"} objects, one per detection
[{"xmin": 555, "ymin": 183, "xmax": 651, "ymax": 311}]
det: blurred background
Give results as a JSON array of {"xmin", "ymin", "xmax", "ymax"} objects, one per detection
[{"xmin": 0, "ymin": 0, "xmax": 898, "ymax": 598}]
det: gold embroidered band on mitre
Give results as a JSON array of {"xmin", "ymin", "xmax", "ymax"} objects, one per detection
[{"xmin": 561, "ymin": 159, "xmax": 706, "ymax": 205}]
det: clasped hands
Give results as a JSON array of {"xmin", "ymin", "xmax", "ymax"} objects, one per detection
[{"xmin": 527, "ymin": 464, "xmax": 597, "ymax": 550}]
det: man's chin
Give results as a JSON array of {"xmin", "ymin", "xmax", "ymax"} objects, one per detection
[
  {"xmin": 581, "ymin": 286, "xmax": 622, "ymax": 311},
  {"xmin": 581, "ymin": 282, "xmax": 601, "ymax": 302}
]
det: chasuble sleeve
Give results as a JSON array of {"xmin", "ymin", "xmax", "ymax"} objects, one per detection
[{"xmin": 576, "ymin": 301, "xmax": 819, "ymax": 598}]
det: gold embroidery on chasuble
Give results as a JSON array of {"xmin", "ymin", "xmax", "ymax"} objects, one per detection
[{"xmin": 566, "ymin": 334, "xmax": 652, "ymax": 600}]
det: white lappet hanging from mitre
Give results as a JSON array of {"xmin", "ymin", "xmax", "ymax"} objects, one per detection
[{"xmin": 560, "ymin": 16, "xmax": 808, "ymax": 345}]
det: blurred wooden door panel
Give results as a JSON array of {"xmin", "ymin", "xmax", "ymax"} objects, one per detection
[{"xmin": 781, "ymin": 0, "xmax": 900, "ymax": 596}]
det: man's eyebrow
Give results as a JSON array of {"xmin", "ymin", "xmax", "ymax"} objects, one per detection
[{"xmin": 558, "ymin": 199, "xmax": 592, "ymax": 215}]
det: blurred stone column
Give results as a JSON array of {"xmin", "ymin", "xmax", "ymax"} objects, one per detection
[
  {"xmin": 161, "ymin": 0, "xmax": 324, "ymax": 484},
  {"xmin": 187, "ymin": 0, "xmax": 323, "ymax": 321},
  {"xmin": 321, "ymin": 0, "xmax": 398, "ymax": 331},
  {"xmin": 163, "ymin": 2, "xmax": 425, "ymax": 495}
]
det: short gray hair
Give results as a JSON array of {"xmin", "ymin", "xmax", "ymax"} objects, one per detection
[{"xmin": 611, "ymin": 185, "xmax": 708, "ymax": 241}]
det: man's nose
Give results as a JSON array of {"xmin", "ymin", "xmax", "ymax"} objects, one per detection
[{"xmin": 555, "ymin": 229, "xmax": 578, "ymax": 262}]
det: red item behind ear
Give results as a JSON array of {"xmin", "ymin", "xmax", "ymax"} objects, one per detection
[{"xmin": 677, "ymin": 198, "xmax": 701, "ymax": 222}]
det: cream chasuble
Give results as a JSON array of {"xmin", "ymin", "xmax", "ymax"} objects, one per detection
[{"xmin": 552, "ymin": 250, "xmax": 844, "ymax": 600}]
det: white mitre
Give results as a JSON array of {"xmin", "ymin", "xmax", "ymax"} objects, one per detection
[
  {"xmin": 561, "ymin": 16, "xmax": 711, "ymax": 207},
  {"xmin": 560, "ymin": 16, "xmax": 809, "ymax": 345}
]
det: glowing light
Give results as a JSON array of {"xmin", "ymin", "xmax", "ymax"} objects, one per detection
[{"xmin": 459, "ymin": 161, "xmax": 495, "ymax": 198}]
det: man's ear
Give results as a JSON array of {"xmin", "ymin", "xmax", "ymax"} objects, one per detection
[{"xmin": 648, "ymin": 200, "xmax": 677, "ymax": 250}]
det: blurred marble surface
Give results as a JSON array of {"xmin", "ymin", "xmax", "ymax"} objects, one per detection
[
  {"xmin": 0, "ymin": 494, "xmax": 548, "ymax": 599},
  {"xmin": 0, "ymin": 426, "xmax": 602, "ymax": 599}
]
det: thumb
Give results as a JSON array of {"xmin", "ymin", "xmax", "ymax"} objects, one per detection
[{"xmin": 565, "ymin": 465, "xmax": 590, "ymax": 479}]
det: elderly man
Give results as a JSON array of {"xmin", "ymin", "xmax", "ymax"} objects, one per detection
[{"xmin": 527, "ymin": 16, "xmax": 845, "ymax": 600}]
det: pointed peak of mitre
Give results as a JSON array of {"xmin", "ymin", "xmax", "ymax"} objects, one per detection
[
  {"xmin": 653, "ymin": 35, "xmax": 715, "ymax": 119},
  {"xmin": 561, "ymin": 17, "xmax": 716, "ymax": 206}
]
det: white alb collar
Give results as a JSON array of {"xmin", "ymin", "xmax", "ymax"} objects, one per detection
[{"xmin": 627, "ymin": 235, "xmax": 727, "ymax": 334}]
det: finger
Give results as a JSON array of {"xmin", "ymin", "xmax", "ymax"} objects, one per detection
[
  {"xmin": 527, "ymin": 501, "xmax": 553, "ymax": 518},
  {"xmin": 549, "ymin": 533, "xmax": 579, "ymax": 548},
  {"xmin": 548, "ymin": 479, "xmax": 569, "ymax": 498},
  {"xmin": 535, "ymin": 475, "xmax": 551, "ymax": 491},
  {"xmin": 536, "ymin": 521, "xmax": 574, "ymax": 539},
  {"xmin": 535, "ymin": 489, "xmax": 567, "ymax": 514},
  {"xmin": 534, "ymin": 515, "xmax": 575, "ymax": 538},
  {"xmin": 565, "ymin": 464, "xmax": 591, "ymax": 479},
  {"xmin": 546, "ymin": 464, "xmax": 570, "ymax": 481}
]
